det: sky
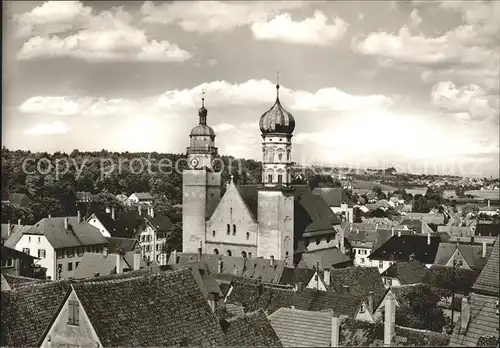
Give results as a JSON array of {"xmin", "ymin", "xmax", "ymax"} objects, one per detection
[{"xmin": 2, "ymin": 0, "xmax": 499, "ymax": 177}]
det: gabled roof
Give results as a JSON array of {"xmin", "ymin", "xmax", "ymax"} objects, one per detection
[
  {"xmin": 73, "ymin": 268, "xmax": 228, "ymax": 346},
  {"xmin": 166, "ymin": 261, "xmax": 224, "ymax": 299},
  {"xmin": 368, "ymin": 234, "xmax": 442, "ymax": 264},
  {"xmin": 346, "ymin": 227, "xmax": 396, "ymax": 250},
  {"xmin": 2, "ymin": 225, "xmax": 32, "ymax": 248},
  {"xmin": 1, "ymin": 280, "xmax": 71, "ymax": 347},
  {"xmin": 144, "ymin": 214, "xmax": 173, "ymax": 232},
  {"xmin": 278, "ymin": 267, "xmax": 315, "ymax": 286},
  {"xmin": 269, "ymin": 308, "xmax": 450, "ymax": 347},
  {"xmin": 328, "ymin": 267, "xmax": 386, "ymax": 307},
  {"xmin": 1, "ymin": 274, "xmax": 48, "ymax": 290},
  {"xmin": 433, "ymin": 243, "xmax": 493, "ymax": 271},
  {"xmin": 71, "ymin": 252, "xmax": 135, "ymax": 280},
  {"xmin": 105, "ymin": 237, "xmax": 138, "ymax": 254},
  {"xmin": 129, "ymin": 192, "xmax": 154, "ymax": 200},
  {"xmin": 299, "ymin": 247, "xmax": 351, "ymax": 270},
  {"xmin": 89, "ymin": 211, "xmax": 139, "ymax": 238},
  {"xmin": 222, "ymin": 310, "xmax": 284, "ymax": 347},
  {"xmin": 472, "ymin": 236, "xmax": 499, "ymax": 295},
  {"xmin": 235, "ymin": 185, "xmax": 259, "ymax": 221},
  {"xmin": 450, "ymin": 293, "xmax": 499, "ymax": 347},
  {"xmin": 1, "ymin": 245, "xmax": 39, "ymax": 261},
  {"xmin": 292, "ymin": 288, "xmax": 363, "ymax": 318},
  {"xmin": 23, "ymin": 217, "xmax": 107, "ymax": 249},
  {"xmin": 381, "ymin": 260, "xmax": 428, "ymax": 285},
  {"xmin": 312, "ymin": 187, "xmax": 353, "ymax": 208}
]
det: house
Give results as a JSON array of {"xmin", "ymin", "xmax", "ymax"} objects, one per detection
[
  {"xmin": 475, "ymin": 223, "xmax": 500, "ymax": 238},
  {"xmin": 137, "ymin": 207, "xmax": 173, "ymax": 264},
  {"xmin": 1, "ymin": 222, "xmax": 32, "ymax": 245},
  {"xmin": 1, "ymin": 245, "xmax": 39, "ymax": 278},
  {"xmin": 312, "ymin": 187, "xmax": 354, "ymax": 223},
  {"xmin": 105, "ymin": 236, "xmax": 139, "ymax": 254},
  {"xmin": 4, "ymin": 217, "xmax": 108, "ymax": 280},
  {"xmin": 405, "ymin": 188, "xmax": 428, "ymax": 197},
  {"xmin": 368, "ymin": 234, "xmax": 442, "ymax": 273},
  {"xmin": 268, "ymin": 293, "xmax": 450, "ymax": 347},
  {"xmin": 433, "ymin": 242, "xmax": 493, "ymax": 271},
  {"xmin": 125, "ymin": 192, "xmax": 154, "ymax": 206},
  {"xmin": 380, "ymin": 260, "xmax": 429, "ymax": 288},
  {"xmin": 450, "ymin": 236, "xmax": 499, "ymax": 346},
  {"xmin": 115, "ymin": 193, "xmax": 128, "ymax": 203},
  {"xmin": 86, "ymin": 208, "xmax": 140, "ymax": 238},
  {"xmin": 400, "ymin": 218, "xmax": 437, "ymax": 235},
  {"xmin": 297, "ymin": 247, "xmax": 352, "ymax": 270},
  {"xmin": 70, "ymin": 251, "xmax": 146, "ymax": 279}
]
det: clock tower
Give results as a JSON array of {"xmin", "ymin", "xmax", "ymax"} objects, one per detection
[{"xmin": 182, "ymin": 93, "xmax": 221, "ymax": 253}]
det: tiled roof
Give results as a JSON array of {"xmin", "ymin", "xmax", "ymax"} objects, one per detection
[
  {"xmin": 2, "ymin": 280, "xmax": 71, "ymax": 347},
  {"xmin": 328, "ymin": 267, "xmax": 386, "ymax": 307},
  {"xmin": 256, "ymin": 286, "xmax": 295, "ymax": 315},
  {"xmin": 71, "ymin": 252, "xmax": 128, "ymax": 279},
  {"xmin": 299, "ymin": 247, "xmax": 351, "ymax": 270},
  {"xmin": 222, "ymin": 310, "xmax": 284, "ymax": 347},
  {"xmin": 1, "ymin": 274, "xmax": 11, "ymax": 292},
  {"xmin": 2, "ymin": 245, "xmax": 38, "ymax": 261},
  {"xmin": 473, "ymin": 236, "xmax": 499, "ymax": 295},
  {"xmin": 168, "ymin": 253, "xmax": 285, "ymax": 283},
  {"xmin": 382, "ymin": 260, "xmax": 429, "ymax": 285},
  {"xmin": 278, "ymin": 267, "xmax": 315, "ymax": 286},
  {"xmin": 434, "ymin": 243, "xmax": 493, "ymax": 271},
  {"xmin": 144, "ymin": 214, "xmax": 173, "ymax": 232},
  {"xmin": 292, "ymin": 288, "xmax": 363, "ymax": 318},
  {"xmin": 2, "ymin": 224, "xmax": 32, "ymax": 248},
  {"xmin": 1, "ymin": 274, "xmax": 48, "ymax": 289},
  {"xmin": 25, "ymin": 217, "xmax": 108, "ymax": 249},
  {"xmin": 312, "ymin": 187, "xmax": 353, "ymax": 208},
  {"xmin": 269, "ymin": 308, "xmax": 450, "ymax": 347},
  {"xmin": 90, "ymin": 212, "xmax": 139, "ymax": 238},
  {"xmin": 105, "ymin": 236, "xmax": 139, "ymax": 254},
  {"xmin": 368, "ymin": 234, "xmax": 442, "ymax": 264},
  {"xmin": 475, "ymin": 223, "xmax": 500, "ymax": 237},
  {"xmin": 73, "ymin": 268, "xmax": 227, "ymax": 346},
  {"xmin": 450, "ymin": 293, "xmax": 499, "ymax": 347},
  {"xmin": 346, "ymin": 227, "xmax": 396, "ymax": 250}
]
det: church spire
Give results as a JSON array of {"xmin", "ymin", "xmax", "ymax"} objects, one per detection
[{"xmin": 198, "ymin": 89, "xmax": 207, "ymax": 125}]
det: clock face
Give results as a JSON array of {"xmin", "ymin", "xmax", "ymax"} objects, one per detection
[{"xmin": 190, "ymin": 157, "xmax": 199, "ymax": 168}]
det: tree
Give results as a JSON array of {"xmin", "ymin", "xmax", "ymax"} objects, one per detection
[
  {"xmin": 29, "ymin": 197, "xmax": 65, "ymax": 222},
  {"xmin": 308, "ymin": 174, "xmax": 335, "ymax": 190},
  {"xmin": 87, "ymin": 192, "xmax": 123, "ymax": 215},
  {"xmin": 1, "ymin": 202, "xmax": 35, "ymax": 224},
  {"xmin": 412, "ymin": 196, "xmax": 430, "ymax": 213},
  {"xmin": 394, "ymin": 285, "xmax": 448, "ymax": 332}
]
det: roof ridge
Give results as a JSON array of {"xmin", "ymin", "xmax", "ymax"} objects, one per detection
[{"xmin": 74, "ymin": 267, "xmax": 189, "ymax": 286}]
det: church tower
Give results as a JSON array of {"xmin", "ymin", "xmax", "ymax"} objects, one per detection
[
  {"xmin": 257, "ymin": 79, "xmax": 295, "ymax": 266},
  {"xmin": 182, "ymin": 93, "xmax": 221, "ymax": 253}
]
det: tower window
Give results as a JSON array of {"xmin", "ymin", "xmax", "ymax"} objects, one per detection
[
  {"xmin": 214, "ymin": 249, "xmax": 219, "ymax": 255},
  {"xmin": 241, "ymin": 251, "xmax": 247, "ymax": 258},
  {"xmin": 212, "ymin": 230, "xmax": 216, "ymax": 237},
  {"xmin": 230, "ymin": 207, "xmax": 233, "ymax": 216},
  {"xmin": 246, "ymin": 232, "xmax": 250, "ymax": 240},
  {"xmin": 226, "ymin": 224, "xmax": 230, "ymax": 235},
  {"xmin": 278, "ymin": 175, "xmax": 283, "ymax": 184},
  {"xmin": 227, "ymin": 250, "xmax": 232, "ymax": 256},
  {"xmin": 233, "ymin": 224, "xmax": 236, "ymax": 235},
  {"xmin": 278, "ymin": 153, "xmax": 283, "ymax": 161},
  {"xmin": 268, "ymin": 174, "xmax": 273, "ymax": 183}
]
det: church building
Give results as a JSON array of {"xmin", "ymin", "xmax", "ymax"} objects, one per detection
[{"xmin": 182, "ymin": 83, "xmax": 341, "ymax": 266}]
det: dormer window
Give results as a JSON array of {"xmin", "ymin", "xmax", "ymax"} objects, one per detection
[{"xmin": 68, "ymin": 300, "xmax": 80, "ymax": 326}]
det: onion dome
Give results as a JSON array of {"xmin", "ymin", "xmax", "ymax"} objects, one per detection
[
  {"xmin": 190, "ymin": 93, "xmax": 215, "ymax": 137},
  {"xmin": 259, "ymin": 84, "xmax": 295, "ymax": 135}
]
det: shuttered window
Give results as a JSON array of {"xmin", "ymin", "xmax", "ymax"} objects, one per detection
[{"xmin": 68, "ymin": 300, "xmax": 80, "ymax": 325}]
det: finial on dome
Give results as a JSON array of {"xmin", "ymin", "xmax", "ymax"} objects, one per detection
[
  {"xmin": 201, "ymin": 89, "xmax": 205, "ymax": 108},
  {"xmin": 276, "ymin": 71, "xmax": 280, "ymax": 100}
]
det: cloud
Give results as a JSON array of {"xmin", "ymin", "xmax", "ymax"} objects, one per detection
[
  {"xmin": 408, "ymin": 9, "xmax": 422, "ymax": 28},
  {"xmin": 15, "ymin": 1, "xmax": 191, "ymax": 62},
  {"xmin": 24, "ymin": 121, "xmax": 71, "ymax": 135},
  {"xmin": 431, "ymin": 81, "xmax": 498, "ymax": 123},
  {"xmin": 251, "ymin": 11, "xmax": 349, "ymax": 45},
  {"xmin": 213, "ymin": 123, "xmax": 236, "ymax": 132},
  {"xmin": 140, "ymin": 0, "xmax": 304, "ymax": 34}
]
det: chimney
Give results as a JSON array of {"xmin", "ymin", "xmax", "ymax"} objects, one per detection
[
  {"xmin": 173, "ymin": 249, "xmax": 177, "ymax": 264},
  {"xmin": 384, "ymin": 291, "xmax": 396, "ymax": 347},
  {"xmin": 391, "ymin": 227, "xmax": 394, "ymax": 237},
  {"xmin": 398, "ymin": 230, "xmax": 401, "ymax": 238},
  {"xmin": 427, "ymin": 232, "xmax": 431, "ymax": 245},
  {"xmin": 339, "ymin": 226, "xmax": 345, "ymax": 253},
  {"xmin": 460, "ymin": 296, "xmax": 471, "ymax": 332},
  {"xmin": 270, "ymin": 255, "xmax": 275, "ymax": 267},
  {"xmin": 103, "ymin": 247, "xmax": 108, "ymax": 257},
  {"xmin": 198, "ymin": 241, "xmax": 202, "ymax": 261},
  {"xmin": 134, "ymin": 252, "xmax": 141, "ymax": 271},
  {"xmin": 368, "ymin": 291, "xmax": 374, "ymax": 313},
  {"xmin": 331, "ymin": 315, "xmax": 340, "ymax": 347},
  {"xmin": 150, "ymin": 207, "xmax": 155, "ymax": 218},
  {"xmin": 77, "ymin": 210, "xmax": 81, "ymax": 223},
  {"xmin": 324, "ymin": 268, "xmax": 331, "ymax": 286},
  {"xmin": 111, "ymin": 207, "xmax": 115, "ymax": 220},
  {"xmin": 106, "ymin": 207, "xmax": 111, "ymax": 214},
  {"xmin": 138, "ymin": 205, "xmax": 142, "ymax": 216},
  {"xmin": 48, "ymin": 214, "xmax": 51, "ymax": 218},
  {"xmin": 116, "ymin": 253, "xmax": 123, "ymax": 274},
  {"xmin": 17, "ymin": 219, "xmax": 21, "ymax": 225},
  {"xmin": 218, "ymin": 258, "xmax": 223, "ymax": 273},
  {"xmin": 64, "ymin": 218, "xmax": 68, "ymax": 230},
  {"xmin": 207, "ymin": 292, "xmax": 219, "ymax": 313},
  {"xmin": 7, "ymin": 221, "xmax": 11, "ymax": 237},
  {"xmin": 482, "ymin": 241, "xmax": 487, "ymax": 258}
]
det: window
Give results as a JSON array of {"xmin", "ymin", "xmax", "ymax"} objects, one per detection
[
  {"xmin": 77, "ymin": 247, "xmax": 84, "ymax": 257},
  {"xmin": 246, "ymin": 232, "xmax": 250, "ymax": 240},
  {"xmin": 67, "ymin": 262, "xmax": 73, "ymax": 271},
  {"xmin": 241, "ymin": 251, "xmax": 247, "ymax": 258},
  {"xmin": 457, "ymin": 259, "xmax": 464, "ymax": 267},
  {"xmin": 67, "ymin": 248, "xmax": 74, "ymax": 258},
  {"xmin": 22, "ymin": 248, "xmax": 30, "ymax": 255},
  {"xmin": 379, "ymin": 261, "xmax": 383, "ymax": 269},
  {"xmin": 278, "ymin": 153, "xmax": 283, "ymax": 161},
  {"xmin": 2, "ymin": 258, "xmax": 13, "ymax": 267},
  {"xmin": 75, "ymin": 262, "xmax": 79, "ymax": 269},
  {"xmin": 38, "ymin": 249, "xmax": 46, "ymax": 258},
  {"xmin": 227, "ymin": 224, "xmax": 230, "ymax": 235},
  {"xmin": 68, "ymin": 300, "xmax": 80, "ymax": 326},
  {"xmin": 232, "ymin": 224, "xmax": 236, "ymax": 235},
  {"xmin": 57, "ymin": 264, "xmax": 63, "ymax": 278},
  {"xmin": 385, "ymin": 278, "xmax": 392, "ymax": 286},
  {"xmin": 214, "ymin": 249, "xmax": 219, "ymax": 255},
  {"xmin": 360, "ymin": 258, "xmax": 365, "ymax": 263},
  {"xmin": 278, "ymin": 174, "xmax": 283, "ymax": 184},
  {"xmin": 38, "ymin": 237, "xmax": 41, "ymax": 244},
  {"xmin": 248, "ymin": 252, "xmax": 252, "ymax": 258},
  {"xmin": 212, "ymin": 230, "xmax": 216, "ymax": 237},
  {"xmin": 227, "ymin": 250, "xmax": 232, "ymax": 256},
  {"xmin": 268, "ymin": 174, "xmax": 273, "ymax": 183},
  {"xmin": 360, "ymin": 303, "xmax": 366, "ymax": 313},
  {"xmin": 28, "ymin": 236, "xmax": 31, "ymax": 243}
]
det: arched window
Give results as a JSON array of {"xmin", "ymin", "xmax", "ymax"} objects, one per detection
[
  {"xmin": 226, "ymin": 224, "xmax": 230, "ymax": 235},
  {"xmin": 241, "ymin": 251, "xmax": 247, "ymax": 258},
  {"xmin": 233, "ymin": 224, "xmax": 236, "ymax": 235},
  {"xmin": 246, "ymin": 232, "xmax": 250, "ymax": 240},
  {"xmin": 212, "ymin": 230, "xmax": 216, "ymax": 237},
  {"xmin": 227, "ymin": 250, "xmax": 232, "ymax": 256},
  {"xmin": 278, "ymin": 153, "xmax": 283, "ymax": 161},
  {"xmin": 230, "ymin": 207, "xmax": 233, "ymax": 216},
  {"xmin": 214, "ymin": 248, "xmax": 219, "ymax": 255}
]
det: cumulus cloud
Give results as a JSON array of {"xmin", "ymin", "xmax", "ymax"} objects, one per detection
[
  {"xmin": 251, "ymin": 11, "xmax": 349, "ymax": 45},
  {"xmin": 408, "ymin": 9, "xmax": 422, "ymax": 28},
  {"xmin": 14, "ymin": 1, "xmax": 191, "ymax": 62},
  {"xmin": 140, "ymin": 0, "xmax": 305, "ymax": 34},
  {"xmin": 24, "ymin": 121, "xmax": 71, "ymax": 135}
]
